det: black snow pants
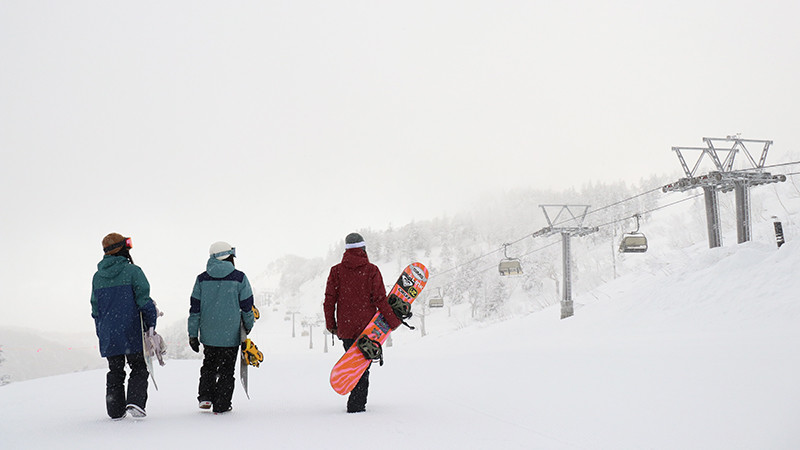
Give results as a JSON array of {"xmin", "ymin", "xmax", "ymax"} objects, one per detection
[
  {"xmin": 197, "ymin": 345, "xmax": 239, "ymax": 413},
  {"xmin": 106, "ymin": 352, "xmax": 148, "ymax": 419},
  {"xmin": 342, "ymin": 338, "xmax": 370, "ymax": 412}
]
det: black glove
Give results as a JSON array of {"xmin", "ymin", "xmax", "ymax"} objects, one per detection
[{"xmin": 189, "ymin": 337, "xmax": 200, "ymax": 353}]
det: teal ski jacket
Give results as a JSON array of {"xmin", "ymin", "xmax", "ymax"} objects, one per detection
[
  {"xmin": 188, "ymin": 257, "xmax": 255, "ymax": 347},
  {"xmin": 91, "ymin": 255, "xmax": 158, "ymax": 357}
]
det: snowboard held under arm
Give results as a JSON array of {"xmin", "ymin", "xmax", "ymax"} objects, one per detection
[{"xmin": 329, "ymin": 262, "xmax": 428, "ymax": 395}]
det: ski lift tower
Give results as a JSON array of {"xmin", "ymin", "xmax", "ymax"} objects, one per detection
[
  {"xmin": 662, "ymin": 136, "xmax": 785, "ymax": 248},
  {"xmin": 532, "ymin": 205, "xmax": 599, "ymax": 319}
]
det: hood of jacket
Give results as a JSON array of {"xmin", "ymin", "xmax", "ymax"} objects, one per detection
[
  {"xmin": 96, "ymin": 255, "xmax": 130, "ymax": 279},
  {"xmin": 206, "ymin": 257, "xmax": 235, "ymax": 279},
  {"xmin": 341, "ymin": 248, "xmax": 369, "ymax": 269}
]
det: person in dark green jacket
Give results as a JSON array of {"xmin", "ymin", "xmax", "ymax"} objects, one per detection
[
  {"xmin": 90, "ymin": 233, "xmax": 158, "ymax": 420},
  {"xmin": 188, "ymin": 241, "xmax": 255, "ymax": 414}
]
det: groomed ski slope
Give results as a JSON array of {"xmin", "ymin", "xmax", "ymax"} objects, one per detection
[{"xmin": 1, "ymin": 240, "xmax": 798, "ymax": 449}]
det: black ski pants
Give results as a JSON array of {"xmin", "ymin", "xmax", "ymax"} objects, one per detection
[
  {"xmin": 197, "ymin": 345, "xmax": 239, "ymax": 413},
  {"xmin": 106, "ymin": 352, "xmax": 148, "ymax": 419},
  {"xmin": 342, "ymin": 339, "xmax": 370, "ymax": 412}
]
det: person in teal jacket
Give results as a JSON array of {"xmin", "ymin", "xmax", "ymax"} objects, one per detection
[
  {"xmin": 188, "ymin": 241, "xmax": 255, "ymax": 414},
  {"xmin": 90, "ymin": 233, "xmax": 158, "ymax": 420}
]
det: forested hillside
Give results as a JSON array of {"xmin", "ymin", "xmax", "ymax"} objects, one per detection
[{"xmin": 247, "ymin": 171, "xmax": 793, "ymax": 331}]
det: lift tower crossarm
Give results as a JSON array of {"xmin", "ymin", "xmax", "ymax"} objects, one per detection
[
  {"xmin": 703, "ymin": 136, "xmax": 773, "ymax": 171},
  {"xmin": 539, "ymin": 204, "xmax": 591, "ymax": 228},
  {"xmin": 664, "ymin": 135, "xmax": 784, "ymax": 248},
  {"xmin": 672, "ymin": 146, "xmax": 724, "ymax": 178}
]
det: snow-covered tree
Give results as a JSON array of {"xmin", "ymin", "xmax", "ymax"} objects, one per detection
[
  {"xmin": 160, "ymin": 320, "xmax": 201, "ymax": 361},
  {"xmin": 258, "ymin": 177, "xmax": 728, "ymax": 332},
  {"xmin": 0, "ymin": 345, "xmax": 11, "ymax": 386}
]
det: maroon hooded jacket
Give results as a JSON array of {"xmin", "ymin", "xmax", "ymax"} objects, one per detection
[{"xmin": 324, "ymin": 248, "xmax": 402, "ymax": 339}]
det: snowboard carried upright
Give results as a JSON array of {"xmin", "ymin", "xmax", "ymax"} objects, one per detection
[
  {"xmin": 239, "ymin": 323, "xmax": 249, "ymax": 399},
  {"xmin": 329, "ymin": 262, "xmax": 428, "ymax": 395},
  {"xmin": 140, "ymin": 314, "xmax": 166, "ymax": 391},
  {"xmin": 239, "ymin": 306, "xmax": 263, "ymax": 399}
]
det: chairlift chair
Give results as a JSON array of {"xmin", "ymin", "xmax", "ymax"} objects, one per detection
[
  {"xmin": 619, "ymin": 214, "xmax": 648, "ymax": 253},
  {"xmin": 498, "ymin": 244, "xmax": 523, "ymax": 276},
  {"xmin": 428, "ymin": 287, "xmax": 444, "ymax": 308}
]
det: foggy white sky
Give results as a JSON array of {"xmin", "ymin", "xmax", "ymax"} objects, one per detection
[{"xmin": 2, "ymin": 0, "xmax": 799, "ymax": 333}]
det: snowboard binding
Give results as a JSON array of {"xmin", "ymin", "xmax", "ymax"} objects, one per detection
[
  {"xmin": 356, "ymin": 335, "xmax": 384, "ymax": 366},
  {"xmin": 241, "ymin": 339, "xmax": 263, "ymax": 368},
  {"xmin": 388, "ymin": 294, "xmax": 415, "ymax": 330}
]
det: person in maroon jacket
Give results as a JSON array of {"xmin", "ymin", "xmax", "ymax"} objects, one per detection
[{"xmin": 324, "ymin": 232, "xmax": 402, "ymax": 413}]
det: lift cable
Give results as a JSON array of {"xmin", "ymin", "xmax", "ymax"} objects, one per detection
[
  {"xmin": 581, "ymin": 186, "xmax": 664, "ymax": 219},
  {"xmin": 730, "ymin": 159, "xmax": 800, "ymax": 173},
  {"xmin": 504, "ymin": 185, "xmax": 665, "ymax": 247},
  {"xmin": 430, "ymin": 162, "xmax": 800, "ymax": 280},
  {"xmin": 592, "ymin": 192, "xmax": 704, "ymax": 229},
  {"xmin": 472, "ymin": 239, "xmax": 564, "ymax": 276},
  {"xmin": 431, "ymin": 247, "xmax": 505, "ymax": 278},
  {"xmin": 431, "ymin": 184, "xmax": 682, "ymax": 279}
]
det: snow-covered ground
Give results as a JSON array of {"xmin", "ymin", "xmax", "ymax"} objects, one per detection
[{"xmin": 1, "ymin": 237, "xmax": 798, "ymax": 449}]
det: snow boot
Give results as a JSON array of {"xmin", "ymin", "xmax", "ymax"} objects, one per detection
[
  {"xmin": 214, "ymin": 406, "xmax": 233, "ymax": 415},
  {"xmin": 126, "ymin": 404, "xmax": 146, "ymax": 418},
  {"xmin": 199, "ymin": 401, "xmax": 212, "ymax": 410}
]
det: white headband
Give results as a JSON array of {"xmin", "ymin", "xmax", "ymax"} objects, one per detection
[{"xmin": 345, "ymin": 241, "xmax": 366, "ymax": 249}]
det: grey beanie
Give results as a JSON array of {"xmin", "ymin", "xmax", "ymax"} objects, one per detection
[{"xmin": 345, "ymin": 233, "xmax": 366, "ymax": 249}]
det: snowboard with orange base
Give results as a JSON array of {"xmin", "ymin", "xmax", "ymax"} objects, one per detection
[{"xmin": 329, "ymin": 262, "xmax": 428, "ymax": 395}]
